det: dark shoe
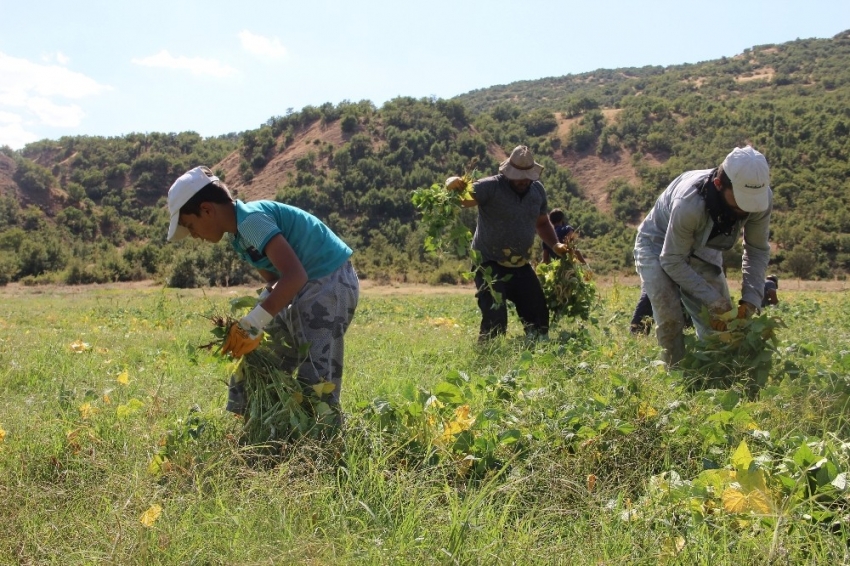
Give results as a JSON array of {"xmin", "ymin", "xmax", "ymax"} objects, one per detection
[{"xmin": 226, "ymin": 375, "xmax": 247, "ymax": 416}]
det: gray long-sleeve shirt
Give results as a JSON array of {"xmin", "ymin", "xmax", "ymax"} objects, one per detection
[{"xmin": 634, "ymin": 169, "xmax": 772, "ymax": 308}]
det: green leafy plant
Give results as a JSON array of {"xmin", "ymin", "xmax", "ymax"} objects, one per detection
[
  {"xmin": 535, "ymin": 237, "xmax": 597, "ymax": 321},
  {"xmin": 681, "ymin": 312, "xmax": 785, "ymax": 396},
  {"xmin": 203, "ymin": 295, "xmax": 340, "ymax": 444},
  {"xmin": 410, "ymin": 175, "xmax": 475, "ymax": 259}
]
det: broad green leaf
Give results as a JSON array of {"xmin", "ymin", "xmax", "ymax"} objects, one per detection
[
  {"xmin": 706, "ymin": 410, "xmax": 734, "ymax": 425},
  {"xmin": 444, "ymin": 369, "xmax": 468, "ymax": 387},
  {"xmin": 229, "ymin": 295, "xmax": 259, "ymax": 312},
  {"xmin": 738, "ymin": 468, "xmax": 769, "ymax": 493},
  {"xmin": 478, "ymin": 408, "xmax": 501, "ymax": 423},
  {"xmin": 731, "ymin": 440, "xmax": 753, "ymax": 472},
  {"xmin": 314, "ymin": 402, "xmax": 334, "ymax": 417},
  {"xmin": 616, "ymin": 422, "xmax": 636, "ymax": 435},
  {"xmin": 792, "ymin": 444, "xmax": 818, "ymax": 468},
  {"xmin": 498, "ymin": 429, "xmax": 521, "ymax": 445},
  {"xmin": 719, "ymin": 390, "xmax": 740, "ymax": 411},
  {"xmin": 815, "ymin": 459, "xmax": 838, "ymax": 487},
  {"xmin": 694, "ymin": 469, "xmax": 736, "ymax": 494},
  {"xmin": 433, "ymin": 382, "xmax": 464, "ymax": 404}
]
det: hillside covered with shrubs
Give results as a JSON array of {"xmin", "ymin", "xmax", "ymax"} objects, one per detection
[{"xmin": 1, "ymin": 30, "xmax": 848, "ymax": 287}]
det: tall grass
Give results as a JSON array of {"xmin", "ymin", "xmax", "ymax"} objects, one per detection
[{"xmin": 1, "ymin": 283, "xmax": 849, "ymax": 564}]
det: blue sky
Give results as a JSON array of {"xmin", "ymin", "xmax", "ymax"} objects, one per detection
[{"xmin": 1, "ymin": 0, "xmax": 848, "ymax": 149}]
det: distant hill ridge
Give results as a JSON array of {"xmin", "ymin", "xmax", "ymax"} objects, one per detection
[{"xmin": 0, "ymin": 29, "xmax": 848, "ymax": 285}]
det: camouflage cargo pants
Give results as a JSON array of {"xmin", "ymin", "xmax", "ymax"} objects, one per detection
[{"xmin": 227, "ymin": 261, "xmax": 359, "ymax": 413}]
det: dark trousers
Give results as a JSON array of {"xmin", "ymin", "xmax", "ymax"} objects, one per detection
[
  {"xmin": 630, "ymin": 291, "xmax": 654, "ymax": 334},
  {"xmin": 474, "ymin": 261, "xmax": 549, "ymax": 339},
  {"xmin": 629, "ymin": 290, "xmax": 693, "ymax": 335}
]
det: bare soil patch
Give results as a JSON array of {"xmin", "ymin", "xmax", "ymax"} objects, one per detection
[
  {"xmin": 219, "ymin": 120, "xmax": 356, "ymax": 202},
  {"xmin": 1, "ymin": 278, "xmax": 846, "ymax": 299},
  {"xmin": 736, "ymin": 68, "xmax": 775, "ymax": 83}
]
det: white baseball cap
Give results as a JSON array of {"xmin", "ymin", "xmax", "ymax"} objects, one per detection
[
  {"xmin": 721, "ymin": 146, "xmax": 771, "ymax": 213},
  {"xmin": 167, "ymin": 166, "xmax": 220, "ymax": 241}
]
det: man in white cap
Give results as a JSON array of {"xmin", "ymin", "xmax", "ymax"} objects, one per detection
[
  {"xmin": 446, "ymin": 145, "xmax": 570, "ymax": 341},
  {"xmin": 633, "ymin": 145, "xmax": 772, "ymax": 365},
  {"xmin": 165, "ymin": 166, "xmax": 359, "ymax": 423}
]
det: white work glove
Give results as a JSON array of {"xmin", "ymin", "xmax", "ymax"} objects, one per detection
[{"xmin": 239, "ymin": 304, "xmax": 274, "ymax": 339}]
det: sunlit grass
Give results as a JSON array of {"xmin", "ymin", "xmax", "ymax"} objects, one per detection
[{"xmin": 1, "ymin": 282, "xmax": 849, "ymax": 564}]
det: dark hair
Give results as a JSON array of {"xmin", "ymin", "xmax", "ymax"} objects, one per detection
[
  {"xmin": 716, "ymin": 165, "xmax": 733, "ymax": 190},
  {"xmin": 180, "ymin": 181, "xmax": 233, "ymax": 216},
  {"xmin": 767, "ymin": 274, "xmax": 779, "ymax": 287},
  {"xmin": 549, "ymin": 208, "xmax": 565, "ymax": 224}
]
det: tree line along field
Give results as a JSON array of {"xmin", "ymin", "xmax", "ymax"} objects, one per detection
[
  {"xmin": 1, "ymin": 282, "xmax": 849, "ymax": 564},
  {"xmin": 2, "ymin": 32, "xmax": 850, "ymax": 290}
]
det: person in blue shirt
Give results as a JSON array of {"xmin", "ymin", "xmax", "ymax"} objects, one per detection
[
  {"xmin": 166, "ymin": 166, "xmax": 359, "ymax": 420},
  {"xmin": 762, "ymin": 275, "xmax": 779, "ymax": 307},
  {"xmin": 541, "ymin": 208, "xmax": 580, "ymax": 264}
]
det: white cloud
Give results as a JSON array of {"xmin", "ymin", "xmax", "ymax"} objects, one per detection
[
  {"xmin": 238, "ymin": 31, "xmax": 287, "ymax": 60},
  {"xmin": 26, "ymin": 97, "xmax": 86, "ymax": 128},
  {"xmin": 41, "ymin": 51, "xmax": 70, "ymax": 65},
  {"xmin": 0, "ymin": 118, "xmax": 39, "ymax": 149},
  {"xmin": 0, "ymin": 52, "xmax": 110, "ymax": 100},
  {"xmin": 0, "ymin": 52, "xmax": 111, "ymax": 146},
  {"xmin": 131, "ymin": 50, "xmax": 237, "ymax": 78},
  {"xmin": 0, "ymin": 111, "xmax": 23, "ymax": 125}
]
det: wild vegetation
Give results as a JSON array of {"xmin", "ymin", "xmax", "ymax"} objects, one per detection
[
  {"xmin": 1, "ymin": 31, "xmax": 849, "ymax": 287},
  {"xmin": 2, "ymin": 283, "xmax": 850, "ymax": 564}
]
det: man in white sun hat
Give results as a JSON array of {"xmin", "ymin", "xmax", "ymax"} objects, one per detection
[
  {"xmin": 445, "ymin": 145, "xmax": 570, "ymax": 342},
  {"xmin": 633, "ymin": 145, "xmax": 772, "ymax": 365}
]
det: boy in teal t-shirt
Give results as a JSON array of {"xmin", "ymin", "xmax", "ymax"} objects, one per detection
[{"xmin": 166, "ymin": 166, "xmax": 359, "ymax": 419}]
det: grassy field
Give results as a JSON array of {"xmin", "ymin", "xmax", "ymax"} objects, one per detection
[{"xmin": 1, "ymin": 281, "xmax": 849, "ymax": 565}]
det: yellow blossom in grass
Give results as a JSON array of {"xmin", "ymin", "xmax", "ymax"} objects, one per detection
[
  {"xmin": 70, "ymin": 340, "xmax": 91, "ymax": 353},
  {"xmin": 78, "ymin": 403, "xmax": 96, "ymax": 419},
  {"xmin": 427, "ymin": 317, "xmax": 459, "ymax": 329},
  {"xmin": 140, "ymin": 504, "xmax": 162, "ymax": 527},
  {"xmin": 116, "ymin": 370, "xmax": 130, "ymax": 385},
  {"xmin": 0, "ymin": 426, "xmax": 6, "ymax": 442},
  {"xmin": 438, "ymin": 404, "xmax": 476, "ymax": 446},
  {"xmin": 638, "ymin": 402, "xmax": 658, "ymax": 419},
  {"xmin": 116, "ymin": 399, "xmax": 145, "ymax": 419}
]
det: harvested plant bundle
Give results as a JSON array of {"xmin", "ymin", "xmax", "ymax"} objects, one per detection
[
  {"xmin": 681, "ymin": 312, "xmax": 784, "ymax": 396},
  {"xmin": 411, "ymin": 174, "xmax": 475, "ymax": 259},
  {"xmin": 206, "ymin": 297, "xmax": 339, "ymax": 444},
  {"xmin": 535, "ymin": 239, "xmax": 596, "ymax": 321}
]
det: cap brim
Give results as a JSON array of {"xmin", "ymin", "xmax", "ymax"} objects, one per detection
[
  {"xmin": 732, "ymin": 185, "xmax": 771, "ymax": 213},
  {"xmin": 167, "ymin": 213, "xmax": 189, "ymax": 241}
]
